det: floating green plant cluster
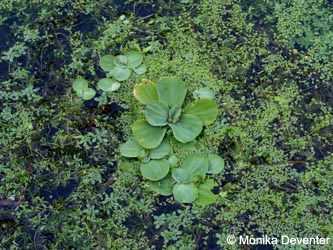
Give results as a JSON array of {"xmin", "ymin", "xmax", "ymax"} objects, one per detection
[
  {"xmin": 72, "ymin": 50, "xmax": 146, "ymax": 100},
  {"xmin": 120, "ymin": 77, "xmax": 224, "ymax": 204}
]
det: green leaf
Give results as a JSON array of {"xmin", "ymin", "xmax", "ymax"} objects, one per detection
[
  {"xmin": 73, "ymin": 78, "xmax": 88, "ymax": 92},
  {"xmin": 193, "ymin": 87, "xmax": 214, "ymax": 100},
  {"xmin": 125, "ymin": 51, "xmax": 143, "ymax": 68},
  {"xmin": 79, "ymin": 88, "xmax": 96, "ymax": 100},
  {"xmin": 207, "ymin": 154, "xmax": 225, "ymax": 174},
  {"xmin": 114, "ymin": 55, "xmax": 128, "ymax": 66},
  {"xmin": 195, "ymin": 179, "xmax": 218, "ymax": 205},
  {"xmin": 145, "ymin": 101, "xmax": 169, "ymax": 126},
  {"xmin": 133, "ymin": 80, "xmax": 159, "ymax": 105},
  {"xmin": 133, "ymin": 64, "xmax": 147, "ymax": 74},
  {"xmin": 172, "ymin": 168, "xmax": 189, "ymax": 182},
  {"xmin": 168, "ymin": 106, "xmax": 182, "ymax": 123},
  {"xmin": 173, "ymin": 183, "xmax": 198, "ymax": 203},
  {"xmin": 99, "ymin": 55, "xmax": 116, "ymax": 71},
  {"xmin": 119, "ymin": 139, "xmax": 145, "ymax": 158},
  {"xmin": 149, "ymin": 140, "xmax": 171, "ymax": 159},
  {"xmin": 133, "ymin": 119, "xmax": 167, "ymax": 149},
  {"xmin": 112, "ymin": 66, "xmax": 131, "ymax": 81},
  {"xmin": 140, "ymin": 159, "xmax": 170, "ymax": 181},
  {"xmin": 156, "ymin": 77, "xmax": 187, "ymax": 108},
  {"xmin": 150, "ymin": 175, "xmax": 173, "ymax": 196},
  {"xmin": 169, "ymin": 114, "xmax": 203, "ymax": 143},
  {"xmin": 184, "ymin": 99, "xmax": 218, "ymax": 126},
  {"xmin": 180, "ymin": 155, "xmax": 208, "ymax": 182},
  {"xmin": 97, "ymin": 78, "xmax": 119, "ymax": 92},
  {"xmin": 168, "ymin": 155, "xmax": 178, "ymax": 167}
]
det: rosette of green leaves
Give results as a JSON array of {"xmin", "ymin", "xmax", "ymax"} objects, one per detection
[
  {"xmin": 72, "ymin": 78, "xmax": 96, "ymax": 100},
  {"xmin": 132, "ymin": 77, "xmax": 218, "ymax": 149},
  {"xmin": 99, "ymin": 51, "xmax": 147, "ymax": 82},
  {"xmin": 120, "ymin": 139, "xmax": 172, "ymax": 181},
  {"xmin": 170, "ymin": 154, "xmax": 225, "ymax": 205}
]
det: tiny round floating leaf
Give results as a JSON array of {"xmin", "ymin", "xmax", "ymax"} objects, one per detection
[
  {"xmin": 114, "ymin": 55, "xmax": 128, "ymax": 66},
  {"xmin": 97, "ymin": 78, "xmax": 116, "ymax": 92},
  {"xmin": 81, "ymin": 88, "xmax": 96, "ymax": 100},
  {"xmin": 73, "ymin": 78, "xmax": 88, "ymax": 92}
]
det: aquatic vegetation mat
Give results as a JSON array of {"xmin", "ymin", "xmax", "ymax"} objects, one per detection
[{"xmin": 0, "ymin": 0, "xmax": 333, "ymax": 249}]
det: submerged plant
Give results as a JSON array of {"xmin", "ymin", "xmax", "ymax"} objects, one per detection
[{"xmin": 132, "ymin": 77, "xmax": 218, "ymax": 149}]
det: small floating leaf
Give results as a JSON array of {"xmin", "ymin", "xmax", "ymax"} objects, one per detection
[
  {"xmin": 172, "ymin": 168, "xmax": 189, "ymax": 182},
  {"xmin": 114, "ymin": 55, "xmax": 128, "ymax": 66},
  {"xmin": 180, "ymin": 155, "xmax": 208, "ymax": 182},
  {"xmin": 99, "ymin": 55, "xmax": 116, "ymax": 71},
  {"xmin": 157, "ymin": 77, "xmax": 187, "ymax": 108},
  {"xmin": 150, "ymin": 175, "xmax": 173, "ymax": 196},
  {"xmin": 73, "ymin": 78, "xmax": 88, "ymax": 92},
  {"xmin": 134, "ymin": 64, "xmax": 147, "ymax": 74},
  {"xmin": 173, "ymin": 183, "xmax": 198, "ymax": 203},
  {"xmin": 193, "ymin": 87, "xmax": 214, "ymax": 100},
  {"xmin": 81, "ymin": 88, "xmax": 96, "ymax": 100},
  {"xmin": 133, "ymin": 119, "xmax": 167, "ymax": 149},
  {"xmin": 145, "ymin": 101, "xmax": 169, "ymax": 126},
  {"xmin": 149, "ymin": 140, "xmax": 171, "ymax": 159},
  {"xmin": 112, "ymin": 66, "xmax": 131, "ymax": 81},
  {"xmin": 97, "ymin": 78, "xmax": 118, "ymax": 92},
  {"xmin": 140, "ymin": 159, "xmax": 170, "ymax": 181},
  {"xmin": 184, "ymin": 99, "xmax": 218, "ymax": 126},
  {"xmin": 195, "ymin": 179, "xmax": 218, "ymax": 205},
  {"xmin": 207, "ymin": 154, "xmax": 224, "ymax": 174},
  {"xmin": 120, "ymin": 139, "xmax": 145, "ymax": 158},
  {"xmin": 169, "ymin": 114, "xmax": 203, "ymax": 143},
  {"xmin": 125, "ymin": 51, "xmax": 143, "ymax": 68},
  {"xmin": 133, "ymin": 80, "xmax": 158, "ymax": 105}
]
